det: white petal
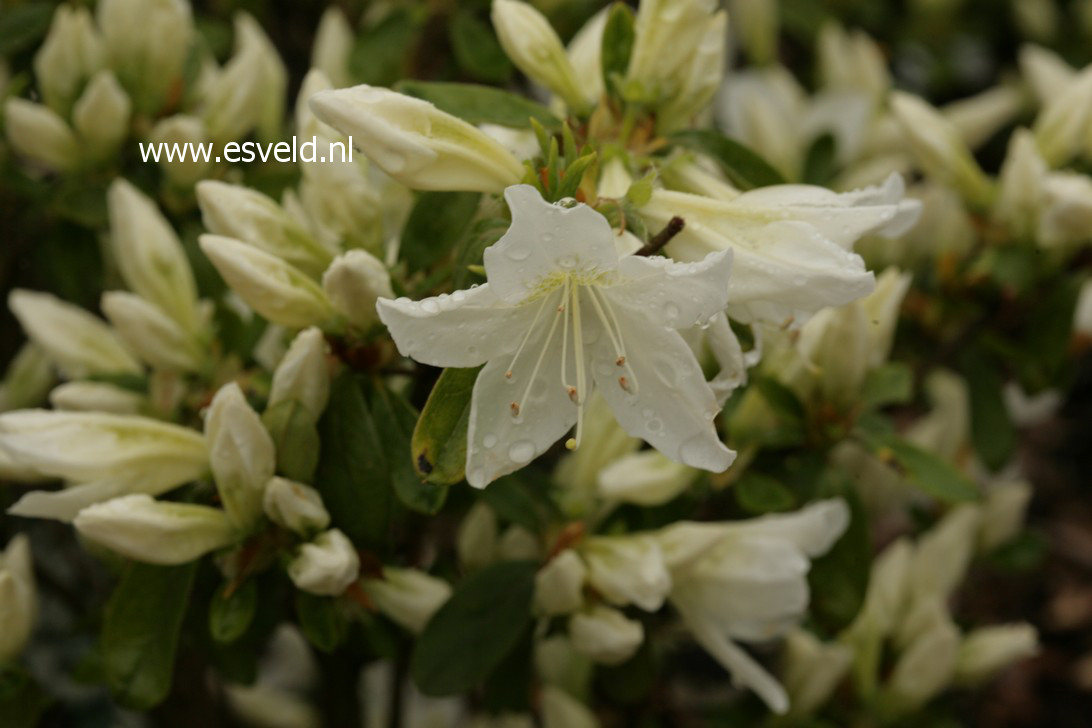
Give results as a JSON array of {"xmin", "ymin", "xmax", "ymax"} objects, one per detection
[
  {"xmin": 8, "ymin": 475, "xmax": 161, "ymax": 522},
  {"xmin": 730, "ymin": 499, "xmax": 850, "ymax": 558},
  {"xmin": 376, "ymin": 283, "xmax": 532, "ymax": 368},
  {"xmin": 484, "ymin": 185, "xmax": 618, "ymax": 304},
  {"xmin": 591, "ymin": 303, "xmax": 734, "ymax": 472},
  {"xmin": 610, "ymin": 249, "xmax": 733, "ymax": 329}
]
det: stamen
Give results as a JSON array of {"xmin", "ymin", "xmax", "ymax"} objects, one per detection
[
  {"xmin": 510, "ymin": 402, "xmax": 520, "ymax": 417},
  {"xmin": 505, "ymin": 293, "xmax": 552, "ymax": 378},
  {"xmin": 587, "ymin": 287, "xmax": 640, "ymax": 395},
  {"xmin": 560, "ymin": 277, "xmax": 572, "ymax": 395},
  {"xmin": 619, "ymin": 375, "xmax": 633, "ymax": 393},
  {"xmin": 512, "ymin": 287, "xmax": 566, "ymax": 418},
  {"xmin": 616, "ymin": 356, "xmax": 626, "ymax": 366},
  {"xmin": 568, "ymin": 283, "xmax": 587, "ymax": 451}
]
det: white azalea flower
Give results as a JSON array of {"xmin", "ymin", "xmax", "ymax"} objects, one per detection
[{"xmin": 377, "ymin": 185, "xmax": 735, "ymax": 488}]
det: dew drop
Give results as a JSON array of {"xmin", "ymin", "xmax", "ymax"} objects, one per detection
[
  {"xmin": 507, "ymin": 244, "xmax": 532, "ymax": 261},
  {"xmin": 646, "ymin": 418, "xmax": 663, "ymax": 433},
  {"xmin": 483, "ymin": 434, "xmax": 498, "ymax": 448},
  {"xmin": 558, "ymin": 255, "xmax": 577, "ymax": 269},
  {"xmin": 508, "ymin": 440, "xmax": 535, "ymax": 464},
  {"xmin": 663, "ymin": 301, "xmax": 680, "ymax": 322},
  {"xmin": 421, "ymin": 299, "xmax": 440, "ymax": 314}
]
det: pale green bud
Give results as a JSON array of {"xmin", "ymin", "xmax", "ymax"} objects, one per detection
[
  {"xmin": 232, "ymin": 13, "xmax": 288, "ymax": 143},
  {"xmin": 199, "ymin": 235, "xmax": 335, "ymax": 329},
  {"xmin": 205, "ymin": 382, "xmax": 276, "ymax": 532},
  {"xmin": 498, "ymin": 526, "xmax": 541, "ymax": 561},
  {"xmin": 597, "ymin": 450, "xmax": 695, "ymax": 506},
  {"xmin": 74, "ymin": 494, "xmax": 235, "ymax": 565},
  {"xmin": 944, "ymin": 86, "xmax": 1026, "ymax": 150},
  {"xmin": 288, "ymin": 529, "xmax": 360, "ymax": 596},
  {"xmin": 796, "ymin": 302, "xmax": 872, "ymax": 408},
  {"xmin": 269, "ymin": 328, "xmax": 330, "ymax": 420},
  {"xmin": 534, "ymin": 550, "xmax": 587, "ymax": 616},
  {"xmin": 50, "ymin": 381, "xmax": 145, "ymax": 415},
  {"xmin": 321, "ymin": 250, "xmax": 394, "ymax": 330},
  {"xmin": 0, "ymin": 344, "xmax": 53, "ymax": 413},
  {"xmin": 0, "ymin": 535, "xmax": 36, "ymax": 663},
  {"xmin": 32, "ymin": 5, "xmax": 103, "ymax": 115},
  {"xmin": 955, "ymin": 623, "xmax": 1038, "ymax": 686},
  {"xmin": 569, "ymin": 605, "xmax": 643, "ymax": 665},
  {"xmin": 1075, "ymin": 279, "xmax": 1092, "ymax": 338},
  {"xmin": 148, "ymin": 115, "xmax": 213, "ymax": 187},
  {"xmin": 782, "ymin": 629, "xmax": 853, "ymax": 715},
  {"xmin": 97, "ymin": 0, "xmax": 193, "ymax": 113},
  {"xmin": 491, "ymin": 0, "xmax": 588, "ymax": 113},
  {"xmin": 202, "ymin": 44, "xmax": 266, "ymax": 144},
  {"xmin": 905, "ymin": 370, "xmax": 971, "ymax": 462},
  {"xmin": 884, "ymin": 607, "xmax": 960, "ymax": 710},
  {"xmin": 994, "ymin": 128, "xmax": 1047, "ymax": 240},
  {"xmin": 1033, "ymin": 65, "xmax": 1092, "ymax": 166},
  {"xmin": 9, "ymin": 289, "xmax": 140, "ymax": 378},
  {"xmin": 3, "ymin": 98, "xmax": 79, "ymax": 173},
  {"xmin": 978, "ymin": 480, "xmax": 1032, "ymax": 552},
  {"xmin": 817, "ymin": 23, "xmax": 889, "ymax": 100},
  {"xmin": 456, "ymin": 502, "xmax": 498, "ymax": 572},
  {"xmin": 910, "ymin": 505, "xmax": 982, "ymax": 602},
  {"xmin": 311, "ymin": 9, "xmax": 354, "ymax": 88},
  {"xmin": 1038, "ymin": 171, "xmax": 1092, "ymax": 250},
  {"xmin": 628, "ymin": 0, "xmax": 719, "ymax": 97},
  {"xmin": 362, "ymin": 568, "xmax": 452, "ymax": 634},
  {"xmin": 657, "ymin": 11, "xmax": 728, "ymax": 132},
  {"xmin": 541, "ymin": 686, "xmax": 597, "ymax": 728},
  {"xmin": 263, "ymin": 477, "xmax": 329, "ymax": 536},
  {"xmin": 73, "ymin": 71, "xmax": 131, "ymax": 157},
  {"xmin": 100, "ymin": 291, "xmax": 204, "ymax": 373},
  {"xmin": 582, "ymin": 535, "xmax": 671, "ymax": 612},
  {"xmin": 1019, "ymin": 44, "xmax": 1076, "ymax": 105}
]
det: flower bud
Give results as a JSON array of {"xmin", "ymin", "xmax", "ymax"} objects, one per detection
[
  {"xmin": 0, "ymin": 535, "xmax": 36, "ymax": 663},
  {"xmin": 979, "ymin": 480, "xmax": 1032, "ymax": 552},
  {"xmin": 321, "ymin": 250, "xmax": 395, "ymax": 331},
  {"xmin": 536, "ymin": 635, "xmax": 593, "ymax": 697},
  {"xmin": 3, "ymin": 98, "xmax": 79, "ymax": 173},
  {"xmin": 73, "ymin": 71, "xmax": 131, "ymax": 157},
  {"xmin": 288, "ymin": 529, "xmax": 360, "ymax": 596},
  {"xmin": 498, "ymin": 526, "xmax": 542, "ymax": 561},
  {"xmin": 1038, "ymin": 171, "xmax": 1092, "ymax": 250},
  {"xmin": 97, "ymin": 0, "xmax": 193, "ymax": 113},
  {"xmin": 309, "ymin": 85, "xmax": 525, "ymax": 193},
  {"xmin": 199, "ymin": 235, "xmax": 335, "ymax": 329},
  {"xmin": 203, "ymin": 43, "xmax": 266, "ymax": 144},
  {"xmin": 33, "ymin": 5, "xmax": 103, "ymax": 115},
  {"xmin": 1033, "ymin": 65, "xmax": 1092, "ymax": 167},
  {"xmin": 885, "ymin": 607, "xmax": 960, "ymax": 710},
  {"xmin": 847, "ymin": 538, "xmax": 913, "ymax": 639},
  {"xmin": 269, "ymin": 328, "xmax": 330, "ymax": 419},
  {"xmin": 205, "ymin": 382, "xmax": 276, "ymax": 532},
  {"xmin": 944, "ymin": 86, "xmax": 1025, "ymax": 150},
  {"xmin": 910, "ymin": 505, "xmax": 982, "ymax": 602},
  {"xmin": 582, "ymin": 535, "xmax": 671, "ymax": 612},
  {"xmin": 263, "ymin": 476, "xmax": 330, "ymax": 536},
  {"xmin": 197, "ymin": 181, "xmax": 333, "ymax": 277},
  {"xmin": 1019, "ymin": 45, "xmax": 1075, "ymax": 104},
  {"xmin": 905, "ymin": 370, "xmax": 971, "ymax": 462},
  {"xmin": 627, "ymin": 0, "xmax": 720, "ymax": 101},
  {"xmin": 889, "ymin": 92, "xmax": 993, "ymax": 206},
  {"xmin": 657, "ymin": 11, "xmax": 728, "ymax": 132},
  {"xmin": 782, "ymin": 629, "xmax": 853, "ymax": 715},
  {"xmin": 361, "ymin": 568, "xmax": 452, "ymax": 634},
  {"xmin": 597, "ymin": 450, "xmax": 695, "ymax": 506},
  {"xmin": 0, "ymin": 344, "xmax": 54, "ymax": 413},
  {"xmin": 232, "ymin": 13, "xmax": 287, "ymax": 144},
  {"xmin": 541, "ymin": 685, "xmax": 597, "ymax": 728},
  {"xmin": 101, "ymin": 291, "xmax": 204, "ymax": 373},
  {"xmin": 954, "ymin": 623, "xmax": 1038, "ymax": 686},
  {"xmin": 569, "ymin": 605, "xmax": 644, "ymax": 665},
  {"xmin": 796, "ymin": 303, "xmax": 872, "ymax": 407},
  {"xmin": 554, "ymin": 393, "xmax": 640, "ymax": 515},
  {"xmin": 456, "ymin": 502, "xmax": 498, "ymax": 571},
  {"xmin": 312, "ymin": 8, "xmax": 353, "ymax": 88},
  {"xmin": 75, "ymin": 494, "xmax": 235, "ymax": 564},
  {"xmin": 994, "ymin": 128, "xmax": 1047, "ymax": 240},
  {"xmin": 534, "ymin": 550, "xmax": 587, "ymax": 616},
  {"xmin": 817, "ymin": 23, "xmax": 889, "ymax": 100},
  {"xmin": 1074, "ymin": 278, "xmax": 1092, "ymax": 339},
  {"xmin": 9, "ymin": 289, "xmax": 141, "ymax": 378},
  {"xmin": 728, "ymin": 0, "xmax": 778, "ymax": 66},
  {"xmin": 491, "ymin": 0, "xmax": 588, "ymax": 112},
  {"xmin": 148, "ymin": 115, "xmax": 213, "ymax": 187},
  {"xmin": 50, "ymin": 381, "xmax": 145, "ymax": 415}
]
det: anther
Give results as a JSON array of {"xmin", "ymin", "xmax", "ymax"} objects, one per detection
[
  {"xmin": 565, "ymin": 437, "xmax": 577, "ymax": 450},
  {"xmin": 616, "ymin": 355, "xmax": 626, "ymax": 366},
  {"xmin": 566, "ymin": 386, "xmax": 578, "ymax": 403},
  {"xmin": 505, "ymin": 370, "xmax": 513, "ymax": 379},
  {"xmin": 619, "ymin": 376, "xmax": 632, "ymax": 392},
  {"xmin": 510, "ymin": 402, "xmax": 520, "ymax": 417}
]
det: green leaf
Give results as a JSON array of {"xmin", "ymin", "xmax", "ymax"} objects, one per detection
[
  {"xmin": 808, "ymin": 486, "xmax": 871, "ymax": 632},
  {"xmin": 481, "ymin": 472, "xmax": 558, "ymax": 533},
  {"xmin": 315, "ymin": 373, "xmax": 392, "ymax": 547},
  {"xmin": 101, "ymin": 562, "xmax": 197, "ymax": 710},
  {"xmin": 395, "ymin": 81, "xmax": 562, "ymax": 129},
  {"xmin": 600, "ymin": 3, "xmax": 636, "ymax": 97},
  {"xmin": 0, "ymin": 666, "xmax": 50, "ymax": 728},
  {"xmin": 349, "ymin": 9, "xmax": 418, "ymax": 86},
  {"xmin": 209, "ymin": 580, "xmax": 258, "ymax": 645},
  {"xmin": 371, "ymin": 381, "xmax": 448, "ymax": 514},
  {"xmin": 858, "ymin": 432, "xmax": 980, "ymax": 504},
  {"xmin": 860, "ymin": 363, "xmax": 914, "ymax": 411},
  {"xmin": 401, "ymin": 191, "xmax": 482, "ymax": 273},
  {"xmin": 669, "ymin": 130, "xmax": 786, "ymax": 189},
  {"xmin": 449, "ymin": 9, "xmax": 513, "ymax": 83},
  {"xmin": 803, "ymin": 133, "xmax": 838, "ymax": 186},
  {"xmin": 0, "ymin": 4, "xmax": 54, "ymax": 56},
  {"xmin": 597, "ymin": 636, "xmax": 656, "ymax": 704},
  {"xmin": 453, "ymin": 216, "xmax": 508, "ymax": 289},
  {"xmin": 296, "ymin": 592, "xmax": 347, "ymax": 653},
  {"xmin": 411, "ymin": 560, "xmax": 538, "ymax": 696},
  {"xmin": 754, "ymin": 377, "xmax": 807, "ymax": 422},
  {"xmin": 963, "ymin": 355, "xmax": 1016, "ymax": 472},
  {"xmin": 412, "ymin": 367, "xmax": 481, "ymax": 486},
  {"xmin": 262, "ymin": 399, "xmax": 321, "ymax": 483},
  {"xmin": 734, "ymin": 472, "xmax": 797, "ymax": 514}
]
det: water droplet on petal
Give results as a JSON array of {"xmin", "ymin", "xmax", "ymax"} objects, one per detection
[
  {"xmin": 507, "ymin": 243, "xmax": 532, "ymax": 261},
  {"xmin": 483, "ymin": 434, "xmax": 498, "ymax": 448},
  {"xmin": 421, "ymin": 299, "xmax": 440, "ymax": 314},
  {"xmin": 558, "ymin": 255, "xmax": 577, "ymax": 269},
  {"xmin": 508, "ymin": 440, "xmax": 535, "ymax": 464},
  {"xmin": 646, "ymin": 418, "xmax": 663, "ymax": 433}
]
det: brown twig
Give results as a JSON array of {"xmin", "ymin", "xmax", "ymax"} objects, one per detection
[{"xmin": 637, "ymin": 217, "xmax": 685, "ymax": 256}]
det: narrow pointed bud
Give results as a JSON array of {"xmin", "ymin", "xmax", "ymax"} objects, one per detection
[
  {"xmin": 1019, "ymin": 45, "xmax": 1076, "ymax": 104},
  {"xmin": 232, "ymin": 13, "xmax": 288, "ymax": 143},
  {"xmin": 108, "ymin": 179, "xmax": 201, "ymax": 332},
  {"xmin": 197, "ymin": 181, "xmax": 334, "ymax": 277},
  {"xmin": 910, "ymin": 505, "xmax": 982, "ymax": 602},
  {"xmin": 203, "ymin": 44, "xmax": 266, "ymax": 144},
  {"xmin": 889, "ymin": 92, "xmax": 993, "ymax": 206},
  {"xmin": 199, "ymin": 235, "xmax": 335, "ymax": 329},
  {"xmin": 263, "ymin": 477, "xmax": 330, "ymax": 536},
  {"xmin": 955, "ymin": 624, "xmax": 1038, "ymax": 686},
  {"xmin": 1038, "ymin": 171, "xmax": 1092, "ymax": 250},
  {"xmin": 73, "ymin": 71, "xmax": 131, "ymax": 157},
  {"xmin": 33, "ymin": 6, "xmax": 103, "ymax": 115},
  {"xmin": 50, "ymin": 381, "xmax": 145, "ymax": 415},
  {"xmin": 0, "ymin": 535, "xmax": 36, "ymax": 663},
  {"xmin": 979, "ymin": 481, "xmax": 1033, "ymax": 551},
  {"xmin": 534, "ymin": 550, "xmax": 587, "ymax": 616},
  {"xmin": 582, "ymin": 535, "xmax": 671, "ymax": 611},
  {"xmin": 3, "ymin": 98, "xmax": 79, "ymax": 173},
  {"xmin": 149, "ymin": 115, "xmax": 213, "ymax": 187},
  {"xmin": 657, "ymin": 11, "xmax": 728, "ymax": 132},
  {"xmin": 993, "ymin": 128, "xmax": 1047, "ymax": 240},
  {"xmin": 0, "ymin": 344, "xmax": 54, "ymax": 413},
  {"xmin": 597, "ymin": 450, "xmax": 695, "ymax": 506},
  {"xmin": 944, "ymin": 86, "xmax": 1025, "ymax": 150},
  {"xmin": 97, "ymin": 0, "xmax": 193, "ymax": 113},
  {"xmin": 288, "ymin": 529, "xmax": 359, "ymax": 596},
  {"xmin": 817, "ymin": 23, "xmax": 889, "ymax": 99},
  {"xmin": 569, "ymin": 605, "xmax": 644, "ymax": 665},
  {"xmin": 101, "ymin": 291, "xmax": 204, "ymax": 373},
  {"xmin": 1033, "ymin": 66, "xmax": 1092, "ymax": 166},
  {"xmin": 782, "ymin": 629, "xmax": 853, "ymax": 715},
  {"xmin": 311, "ymin": 8, "xmax": 354, "ymax": 88},
  {"xmin": 491, "ymin": 0, "xmax": 588, "ymax": 112},
  {"xmin": 456, "ymin": 502, "xmax": 498, "ymax": 571},
  {"xmin": 309, "ymin": 85, "xmax": 525, "ymax": 192},
  {"xmin": 541, "ymin": 685, "xmax": 598, "ymax": 728},
  {"xmin": 205, "ymin": 382, "xmax": 276, "ymax": 532},
  {"xmin": 321, "ymin": 250, "xmax": 394, "ymax": 330},
  {"xmin": 9, "ymin": 289, "xmax": 141, "ymax": 378},
  {"xmin": 269, "ymin": 328, "xmax": 330, "ymax": 419},
  {"xmin": 885, "ymin": 610, "xmax": 960, "ymax": 710},
  {"xmin": 361, "ymin": 568, "xmax": 452, "ymax": 633},
  {"xmin": 74, "ymin": 494, "xmax": 236, "ymax": 565},
  {"xmin": 627, "ymin": 0, "xmax": 720, "ymax": 99}
]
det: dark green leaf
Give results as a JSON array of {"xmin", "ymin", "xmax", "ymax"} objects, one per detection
[
  {"xmin": 0, "ymin": 666, "xmax": 50, "ymax": 728},
  {"xmin": 296, "ymin": 592, "xmax": 347, "ymax": 653},
  {"xmin": 0, "ymin": 4, "xmax": 54, "ymax": 56},
  {"xmin": 263, "ymin": 399, "xmax": 321, "ymax": 483},
  {"xmin": 858, "ymin": 432, "xmax": 980, "ymax": 503},
  {"xmin": 670, "ymin": 130, "xmax": 786, "ymax": 189},
  {"xmin": 962, "ymin": 354, "xmax": 1016, "ymax": 472},
  {"xmin": 453, "ymin": 216, "xmax": 508, "ymax": 289},
  {"xmin": 600, "ymin": 3, "xmax": 636, "ymax": 97},
  {"xmin": 803, "ymin": 133, "xmax": 838, "ymax": 186},
  {"xmin": 986, "ymin": 530, "xmax": 1046, "ymax": 573},
  {"xmin": 754, "ymin": 377, "xmax": 807, "ymax": 422},
  {"xmin": 401, "ymin": 191, "xmax": 481, "ymax": 273},
  {"xmin": 209, "ymin": 580, "xmax": 258, "ymax": 645},
  {"xmin": 412, "ymin": 367, "xmax": 481, "ymax": 486},
  {"xmin": 411, "ymin": 560, "xmax": 537, "ymax": 695},
  {"xmin": 860, "ymin": 363, "xmax": 914, "ymax": 410},
  {"xmin": 808, "ymin": 487, "xmax": 871, "ymax": 632},
  {"xmin": 449, "ymin": 9, "xmax": 513, "ymax": 83},
  {"xmin": 396, "ymin": 81, "xmax": 562, "ymax": 129},
  {"xmin": 372, "ymin": 382, "xmax": 448, "ymax": 514},
  {"xmin": 734, "ymin": 472, "xmax": 797, "ymax": 514},
  {"xmin": 596, "ymin": 635, "xmax": 656, "ymax": 704},
  {"xmin": 482, "ymin": 626, "xmax": 534, "ymax": 712},
  {"xmin": 481, "ymin": 472, "xmax": 558, "ymax": 534},
  {"xmin": 101, "ymin": 562, "xmax": 197, "ymax": 710},
  {"xmin": 349, "ymin": 9, "xmax": 418, "ymax": 86}
]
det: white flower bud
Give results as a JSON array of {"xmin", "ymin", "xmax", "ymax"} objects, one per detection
[
  {"xmin": 362, "ymin": 568, "xmax": 452, "ymax": 634},
  {"xmin": 9, "ymin": 289, "xmax": 140, "ymax": 378},
  {"xmin": 569, "ymin": 605, "xmax": 644, "ymax": 665},
  {"xmin": 0, "ymin": 344, "xmax": 54, "ymax": 413},
  {"xmin": 885, "ymin": 610, "xmax": 960, "ymax": 710},
  {"xmin": 541, "ymin": 685, "xmax": 597, "ymax": 728},
  {"xmin": 322, "ymin": 250, "xmax": 394, "ymax": 330},
  {"xmin": 1038, "ymin": 171, "xmax": 1092, "ymax": 250},
  {"xmin": 203, "ymin": 43, "xmax": 266, "ymax": 144},
  {"xmin": 627, "ymin": 0, "xmax": 720, "ymax": 101},
  {"xmin": 889, "ymin": 92, "xmax": 992, "ymax": 205},
  {"xmin": 491, "ymin": 0, "xmax": 588, "ymax": 112},
  {"xmin": 199, "ymin": 235, "xmax": 335, "ymax": 329},
  {"xmin": 862, "ymin": 268, "xmax": 913, "ymax": 367},
  {"xmin": 3, "ymin": 98, "xmax": 79, "ymax": 173},
  {"xmin": 782, "ymin": 629, "xmax": 853, "ymax": 715},
  {"xmin": 817, "ymin": 23, "xmax": 889, "ymax": 100},
  {"xmin": 309, "ymin": 85, "xmax": 525, "ymax": 193},
  {"xmin": 74, "ymin": 494, "xmax": 236, "ymax": 564},
  {"xmin": 498, "ymin": 526, "xmax": 542, "ymax": 561},
  {"xmin": 97, "ymin": 0, "xmax": 193, "ymax": 113},
  {"xmin": 905, "ymin": 370, "xmax": 971, "ymax": 462},
  {"xmin": 658, "ymin": 11, "xmax": 727, "ymax": 132},
  {"xmin": 312, "ymin": 8, "xmax": 354, "ymax": 88},
  {"xmin": 263, "ymin": 476, "xmax": 330, "ymax": 536},
  {"xmin": 288, "ymin": 529, "xmax": 360, "ymax": 596},
  {"xmin": 269, "ymin": 327, "xmax": 329, "ymax": 420},
  {"xmin": 232, "ymin": 13, "xmax": 287, "ymax": 143},
  {"xmin": 954, "ymin": 623, "xmax": 1038, "ymax": 686},
  {"xmin": 534, "ymin": 550, "xmax": 587, "ymax": 616},
  {"xmin": 108, "ymin": 178, "xmax": 201, "ymax": 333},
  {"xmin": 582, "ymin": 535, "xmax": 671, "ymax": 612},
  {"xmin": 979, "ymin": 480, "xmax": 1032, "ymax": 552},
  {"xmin": 456, "ymin": 502, "xmax": 498, "ymax": 571},
  {"xmin": 944, "ymin": 86, "xmax": 1025, "ymax": 150},
  {"xmin": 0, "ymin": 535, "xmax": 36, "ymax": 663},
  {"xmin": 910, "ymin": 505, "xmax": 982, "ymax": 603},
  {"xmin": 49, "ymin": 381, "xmax": 145, "ymax": 415},
  {"xmin": 101, "ymin": 291, "xmax": 204, "ymax": 373},
  {"xmin": 994, "ymin": 128, "xmax": 1047, "ymax": 239},
  {"xmin": 33, "ymin": 6, "xmax": 103, "ymax": 114},
  {"xmin": 73, "ymin": 71, "xmax": 131, "ymax": 157},
  {"xmin": 597, "ymin": 450, "xmax": 695, "ymax": 506},
  {"xmin": 205, "ymin": 382, "xmax": 276, "ymax": 532},
  {"xmin": 1019, "ymin": 45, "xmax": 1076, "ymax": 104},
  {"xmin": 796, "ymin": 302, "xmax": 872, "ymax": 407},
  {"xmin": 1032, "ymin": 65, "xmax": 1092, "ymax": 166},
  {"xmin": 566, "ymin": 8, "xmax": 608, "ymax": 107},
  {"xmin": 148, "ymin": 115, "xmax": 213, "ymax": 187},
  {"xmin": 197, "ymin": 181, "xmax": 333, "ymax": 277},
  {"xmin": 535, "ymin": 635, "xmax": 593, "ymax": 697}
]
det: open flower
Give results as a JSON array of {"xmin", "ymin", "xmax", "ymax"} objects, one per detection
[{"xmin": 377, "ymin": 185, "xmax": 735, "ymax": 487}]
